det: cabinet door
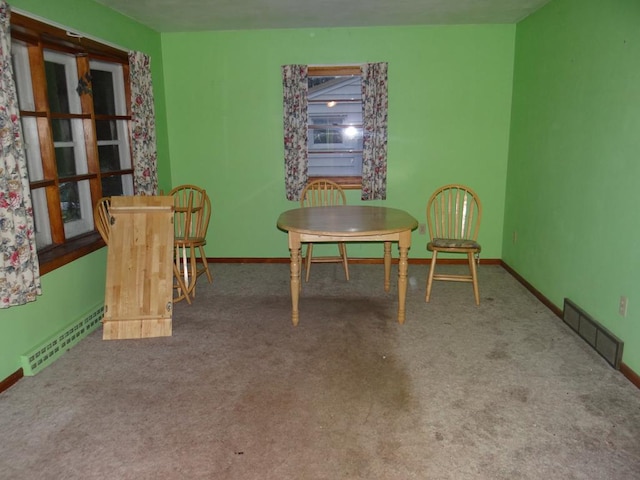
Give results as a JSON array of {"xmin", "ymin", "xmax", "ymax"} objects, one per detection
[{"xmin": 103, "ymin": 196, "xmax": 174, "ymax": 340}]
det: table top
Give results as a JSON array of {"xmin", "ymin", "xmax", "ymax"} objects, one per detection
[{"xmin": 277, "ymin": 205, "xmax": 418, "ymax": 237}]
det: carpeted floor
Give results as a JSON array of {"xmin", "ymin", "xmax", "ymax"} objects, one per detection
[{"xmin": 1, "ymin": 263, "xmax": 639, "ymax": 479}]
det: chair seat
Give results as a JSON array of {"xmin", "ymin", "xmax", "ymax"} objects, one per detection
[
  {"xmin": 175, "ymin": 236, "xmax": 206, "ymax": 246},
  {"xmin": 429, "ymin": 238, "xmax": 481, "ymax": 250}
]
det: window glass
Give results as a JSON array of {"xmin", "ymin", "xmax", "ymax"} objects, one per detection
[
  {"xmin": 307, "ymin": 70, "xmax": 363, "ymax": 180},
  {"xmin": 44, "ymin": 61, "xmax": 71, "ymax": 114},
  {"xmin": 31, "ymin": 188, "xmax": 52, "ymax": 249},
  {"xmin": 91, "ymin": 69, "xmax": 116, "ymax": 115},
  {"xmin": 102, "ymin": 174, "xmax": 133, "ymax": 197},
  {"xmin": 60, "ymin": 179, "xmax": 94, "ymax": 238}
]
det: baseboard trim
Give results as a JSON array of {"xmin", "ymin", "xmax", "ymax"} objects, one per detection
[
  {"xmin": 499, "ymin": 260, "xmax": 563, "ymax": 318},
  {"xmin": 500, "ymin": 260, "xmax": 639, "ymax": 389},
  {"xmin": 0, "ymin": 368, "xmax": 23, "ymax": 394},
  {"xmin": 620, "ymin": 363, "xmax": 640, "ymax": 389},
  {"xmin": 208, "ymin": 257, "xmax": 503, "ymax": 265}
]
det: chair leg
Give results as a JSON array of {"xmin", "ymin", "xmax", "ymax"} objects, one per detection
[
  {"xmin": 468, "ymin": 251, "xmax": 480, "ymax": 305},
  {"xmin": 425, "ymin": 251, "xmax": 438, "ymax": 302},
  {"xmin": 173, "ymin": 245, "xmax": 191, "ymax": 304},
  {"xmin": 305, "ymin": 243, "xmax": 313, "ymax": 282},
  {"xmin": 198, "ymin": 245, "xmax": 213, "ymax": 283},
  {"xmin": 188, "ymin": 246, "xmax": 199, "ymax": 298},
  {"xmin": 339, "ymin": 242, "xmax": 349, "ymax": 281}
]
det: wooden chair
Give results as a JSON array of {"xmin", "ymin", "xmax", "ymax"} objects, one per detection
[
  {"xmin": 169, "ymin": 185, "xmax": 213, "ymax": 301},
  {"xmin": 425, "ymin": 184, "xmax": 482, "ymax": 304},
  {"xmin": 94, "ymin": 197, "xmax": 112, "ymax": 244},
  {"xmin": 299, "ymin": 179, "xmax": 349, "ymax": 282}
]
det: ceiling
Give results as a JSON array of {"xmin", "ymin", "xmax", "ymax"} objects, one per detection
[{"xmin": 92, "ymin": 0, "xmax": 552, "ymax": 33}]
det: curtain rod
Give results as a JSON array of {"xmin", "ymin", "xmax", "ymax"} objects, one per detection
[{"xmin": 11, "ymin": 6, "xmax": 129, "ymax": 54}]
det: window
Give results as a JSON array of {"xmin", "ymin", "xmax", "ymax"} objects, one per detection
[
  {"xmin": 10, "ymin": 13, "xmax": 133, "ymax": 273},
  {"xmin": 307, "ymin": 66, "xmax": 363, "ymax": 187}
]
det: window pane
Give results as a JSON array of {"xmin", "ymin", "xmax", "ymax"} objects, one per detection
[
  {"xmin": 95, "ymin": 120, "xmax": 118, "ymax": 141},
  {"xmin": 308, "ymin": 125, "xmax": 363, "ymax": 150},
  {"xmin": 98, "ymin": 145, "xmax": 121, "ymax": 172},
  {"xmin": 55, "ymin": 147, "xmax": 77, "ymax": 177},
  {"xmin": 307, "ymin": 73, "xmax": 363, "ymax": 178},
  {"xmin": 308, "ymin": 153, "xmax": 363, "ymax": 177},
  {"xmin": 59, "ymin": 181, "xmax": 81, "ymax": 223},
  {"xmin": 91, "ymin": 69, "xmax": 116, "ymax": 115},
  {"xmin": 61, "ymin": 180, "xmax": 93, "ymax": 238},
  {"xmin": 11, "ymin": 41, "xmax": 35, "ymax": 111},
  {"xmin": 20, "ymin": 117, "xmax": 44, "ymax": 182},
  {"xmin": 31, "ymin": 188, "xmax": 52, "ymax": 249},
  {"xmin": 45, "ymin": 61, "xmax": 70, "ymax": 113},
  {"xmin": 52, "ymin": 118, "xmax": 73, "ymax": 142},
  {"xmin": 102, "ymin": 174, "xmax": 133, "ymax": 197},
  {"xmin": 308, "ymin": 76, "xmax": 362, "ymax": 102}
]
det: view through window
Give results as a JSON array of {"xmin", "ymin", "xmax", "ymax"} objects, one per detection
[{"xmin": 307, "ymin": 66, "xmax": 363, "ymax": 186}]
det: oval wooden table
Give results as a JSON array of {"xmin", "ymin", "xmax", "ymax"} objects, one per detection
[{"xmin": 277, "ymin": 205, "xmax": 419, "ymax": 326}]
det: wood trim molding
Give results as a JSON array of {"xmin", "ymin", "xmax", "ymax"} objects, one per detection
[
  {"xmin": 620, "ymin": 363, "xmax": 640, "ymax": 389},
  {"xmin": 499, "ymin": 260, "xmax": 563, "ymax": 318},
  {"xmin": 0, "ymin": 368, "xmax": 23, "ymax": 394},
  {"xmin": 208, "ymin": 257, "xmax": 503, "ymax": 265},
  {"xmin": 500, "ymin": 260, "xmax": 639, "ymax": 389}
]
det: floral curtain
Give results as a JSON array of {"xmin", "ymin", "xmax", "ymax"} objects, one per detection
[
  {"xmin": 129, "ymin": 51, "xmax": 158, "ymax": 196},
  {"xmin": 0, "ymin": 1, "xmax": 42, "ymax": 308},
  {"xmin": 281, "ymin": 65, "xmax": 308, "ymax": 201},
  {"xmin": 360, "ymin": 62, "xmax": 388, "ymax": 200}
]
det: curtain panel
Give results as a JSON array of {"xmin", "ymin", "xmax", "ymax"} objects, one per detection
[
  {"xmin": 129, "ymin": 51, "xmax": 159, "ymax": 196},
  {"xmin": 360, "ymin": 62, "xmax": 388, "ymax": 201},
  {"xmin": 281, "ymin": 65, "xmax": 308, "ymax": 201},
  {"xmin": 0, "ymin": 0, "xmax": 42, "ymax": 308}
]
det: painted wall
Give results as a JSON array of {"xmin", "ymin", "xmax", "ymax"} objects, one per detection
[
  {"xmin": 160, "ymin": 25, "xmax": 515, "ymax": 260},
  {"xmin": 0, "ymin": 0, "xmax": 167, "ymax": 381},
  {"xmin": 503, "ymin": 0, "xmax": 640, "ymax": 372}
]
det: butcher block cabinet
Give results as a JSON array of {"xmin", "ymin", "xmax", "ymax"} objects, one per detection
[{"xmin": 103, "ymin": 196, "xmax": 174, "ymax": 340}]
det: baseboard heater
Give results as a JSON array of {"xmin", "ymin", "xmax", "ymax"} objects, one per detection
[
  {"xmin": 20, "ymin": 304, "xmax": 104, "ymax": 376},
  {"xmin": 563, "ymin": 298, "xmax": 623, "ymax": 369}
]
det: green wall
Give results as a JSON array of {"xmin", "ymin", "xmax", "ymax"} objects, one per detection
[
  {"xmin": 0, "ymin": 0, "xmax": 167, "ymax": 380},
  {"xmin": 503, "ymin": 0, "xmax": 640, "ymax": 372},
  {"xmin": 160, "ymin": 25, "xmax": 515, "ymax": 260}
]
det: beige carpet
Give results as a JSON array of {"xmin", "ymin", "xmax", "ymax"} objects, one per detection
[{"xmin": 1, "ymin": 263, "xmax": 639, "ymax": 479}]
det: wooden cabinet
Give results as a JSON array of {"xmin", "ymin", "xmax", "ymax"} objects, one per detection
[{"xmin": 102, "ymin": 196, "xmax": 174, "ymax": 340}]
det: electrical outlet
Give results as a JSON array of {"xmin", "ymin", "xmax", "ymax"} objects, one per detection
[
  {"xmin": 619, "ymin": 296, "xmax": 628, "ymax": 317},
  {"xmin": 418, "ymin": 223, "xmax": 426, "ymax": 235}
]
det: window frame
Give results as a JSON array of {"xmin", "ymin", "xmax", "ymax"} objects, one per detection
[
  {"xmin": 10, "ymin": 12, "xmax": 132, "ymax": 275},
  {"xmin": 307, "ymin": 65, "xmax": 363, "ymax": 189}
]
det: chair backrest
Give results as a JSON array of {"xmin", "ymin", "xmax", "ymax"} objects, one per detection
[
  {"xmin": 168, "ymin": 184, "xmax": 211, "ymax": 240},
  {"xmin": 94, "ymin": 197, "xmax": 112, "ymax": 244},
  {"xmin": 426, "ymin": 184, "xmax": 482, "ymax": 241},
  {"xmin": 300, "ymin": 179, "xmax": 347, "ymax": 207}
]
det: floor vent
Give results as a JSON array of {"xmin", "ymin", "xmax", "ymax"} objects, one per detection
[
  {"xmin": 563, "ymin": 298, "xmax": 623, "ymax": 369},
  {"xmin": 20, "ymin": 304, "xmax": 104, "ymax": 376}
]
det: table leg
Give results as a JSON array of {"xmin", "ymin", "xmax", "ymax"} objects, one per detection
[
  {"xmin": 397, "ymin": 231, "xmax": 411, "ymax": 324},
  {"xmin": 288, "ymin": 234, "xmax": 301, "ymax": 326},
  {"xmin": 383, "ymin": 241, "xmax": 392, "ymax": 292}
]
